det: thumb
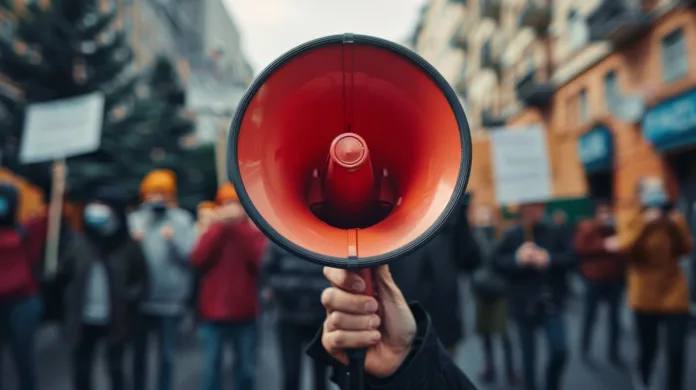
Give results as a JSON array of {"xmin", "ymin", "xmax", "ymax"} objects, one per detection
[{"xmin": 373, "ymin": 265, "xmax": 406, "ymax": 304}]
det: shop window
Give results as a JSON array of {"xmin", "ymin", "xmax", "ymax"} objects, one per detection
[
  {"xmin": 587, "ymin": 171, "xmax": 613, "ymax": 201},
  {"xmin": 568, "ymin": 10, "xmax": 589, "ymax": 51},
  {"xmin": 661, "ymin": 28, "xmax": 688, "ymax": 83},
  {"xmin": 604, "ymin": 70, "xmax": 619, "ymax": 111},
  {"xmin": 579, "ymin": 88, "xmax": 589, "ymax": 123}
]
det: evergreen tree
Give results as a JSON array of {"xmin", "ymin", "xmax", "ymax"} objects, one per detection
[{"xmin": 0, "ymin": 0, "xmax": 140, "ymax": 200}]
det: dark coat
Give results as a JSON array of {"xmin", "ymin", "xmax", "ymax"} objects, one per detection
[
  {"xmin": 59, "ymin": 235, "xmax": 148, "ymax": 345},
  {"xmin": 493, "ymin": 222, "xmax": 576, "ymax": 320},
  {"xmin": 259, "ymin": 243, "xmax": 329, "ymax": 326},
  {"xmin": 390, "ymin": 214, "xmax": 481, "ymax": 348}
]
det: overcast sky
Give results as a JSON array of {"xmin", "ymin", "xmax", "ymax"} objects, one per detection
[{"xmin": 223, "ymin": 0, "xmax": 427, "ymax": 74}]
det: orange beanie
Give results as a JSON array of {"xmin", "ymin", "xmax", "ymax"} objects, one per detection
[
  {"xmin": 140, "ymin": 169, "xmax": 177, "ymax": 199},
  {"xmin": 216, "ymin": 183, "xmax": 239, "ymax": 204},
  {"xmin": 198, "ymin": 201, "xmax": 217, "ymax": 211}
]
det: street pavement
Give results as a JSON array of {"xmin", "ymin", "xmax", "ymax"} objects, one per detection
[{"xmin": 2, "ymin": 277, "xmax": 695, "ymax": 390}]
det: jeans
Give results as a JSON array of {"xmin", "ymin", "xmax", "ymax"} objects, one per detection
[
  {"xmin": 634, "ymin": 312, "xmax": 688, "ymax": 390},
  {"xmin": 199, "ymin": 320, "xmax": 258, "ymax": 390},
  {"xmin": 0, "ymin": 295, "xmax": 43, "ymax": 390},
  {"xmin": 72, "ymin": 325, "xmax": 125, "ymax": 390},
  {"xmin": 132, "ymin": 313, "xmax": 179, "ymax": 390},
  {"xmin": 517, "ymin": 314, "xmax": 568, "ymax": 390},
  {"xmin": 581, "ymin": 281, "xmax": 622, "ymax": 358},
  {"xmin": 278, "ymin": 321, "xmax": 328, "ymax": 390},
  {"xmin": 481, "ymin": 332, "xmax": 515, "ymax": 375}
]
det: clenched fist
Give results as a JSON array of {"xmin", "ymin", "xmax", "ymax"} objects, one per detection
[{"xmin": 320, "ymin": 265, "xmax": 416, "ymax": 378}]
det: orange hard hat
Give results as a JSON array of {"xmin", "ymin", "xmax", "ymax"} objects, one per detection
[
  {"xmin": 140, "ymin": 169, "xmax": 177, "ymax": 199},
  {"xmin": 216, "ymin": 183, "xmax": 239, "ymax": 204}
]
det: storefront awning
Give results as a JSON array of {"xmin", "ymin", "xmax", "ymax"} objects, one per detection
[
  {"xmin": 577, "ymin": 126, "xmax": 613, "ymax": 173},
  {"xmin": 642, "ymin": 87, "xmax": 696, "ymax": 152}
]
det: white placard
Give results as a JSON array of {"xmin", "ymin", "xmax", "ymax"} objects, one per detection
[
  {"xmin": 20, "ymin": 92, "xmax": 105, "ymax": 164},
  {"xmin": 187, "ymin": 73, "xmax": 246, "ymax": 115},
  {"xmin": 489, "ymin": 125, "xmax": 552, "ymax": 205}
]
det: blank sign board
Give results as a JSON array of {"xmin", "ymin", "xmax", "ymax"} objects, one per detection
[{"xmin": 20, "ymin": 92, "xmax": 105, "ymax": 164}]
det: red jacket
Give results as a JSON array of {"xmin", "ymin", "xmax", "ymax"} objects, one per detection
[
  {"xmin": 0, "ymin": 216, "xmax": 48, "ymax": 301},
  {"xmin": 573, "ymin": 220, "xmax": 625, "ymax": 283},
  {"xmin": 191, "ymin": 220, "xmax": 266, "ymax": 321}
]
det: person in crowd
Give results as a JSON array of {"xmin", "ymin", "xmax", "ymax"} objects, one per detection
[
  {"xmin": 59, "ymin": 186, "xmax": 149, "ymax": 390},
  {"xmin": 470, "ymin": 208, "xmax": 520, "ymax": 385},
  {"xmin": 493, "ymin": 202, "xmax": 575, "ymax": 390},
  {"xmin": 195, "ymin": 201, "xmax": 217, "ymax": 237},
  {"xmin": 623, "ymin": 177, "xmax": 692, "ymax": 390},
  {"xmin": 307, "ymin": 265, "xmax": 479, "ymax": 390},
  {"xmin": 190, "ymin": 183, "xmax": 266, "ymax": 390},
  {"xmin": 260, "ymin": 242, "xmax": 330, "ymax": 390},
  {"xmin": 129, "ymin": 170, "xmax": 196, "ymax": 390},
  {"xmin": 389, "ymin": 197, "xmax": 481, "ymax": 356},
  {"xmin": 0, "ymin": 182, "xmax": 47, "ymax": 390},
  {"xmin": 573, "ymin": 199, "xmax": 625, "ymax": 365}
]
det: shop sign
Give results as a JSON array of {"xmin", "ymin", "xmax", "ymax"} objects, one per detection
[
  {"xmin": 642, "ymin": 88, "xmax": 696, "ymax": 152},
  {"xmin": 577, "ymin": 126, "xmax": 613, "ymax": 173}
]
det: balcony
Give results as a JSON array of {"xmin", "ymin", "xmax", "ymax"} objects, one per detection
[
  {"xmin": 586, "ymin": 0, "xmax": 651, "ymax": 46},
  {"xmin": 520, "ymin": 2, "xmax": 551, "ymax": 36},
  {"xmin": 481, "ymin": 109, "xmax": 506, "ymax": 128},
  {"xmin": 481, "ymin": 0, "xmax": 502, "ymax": 22},
  {"xmin": 515, "ymin": 68, "xmax": 554, "ymax": 108}
]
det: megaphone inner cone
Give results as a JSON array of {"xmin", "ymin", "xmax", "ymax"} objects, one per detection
[{"xmin": 331, "ymin": 133, "xmax": 367, "ymax": 168}]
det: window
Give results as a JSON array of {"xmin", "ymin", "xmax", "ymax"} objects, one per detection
[
  {"xmin": 525, "ymin": 50, "xmax": 534, "ymax": 72},
  {"xmin": 604, "ymin": 71, "xmax": 619, "ymax": 109},
  {"xmin": 661, "ymin": 28, "xmax": 688, "ymax": 83},
  {"xmin": 568, "ymin": 10, "xmax": 589, "ymax": 51},
  {"xmin": 579, "ymin": 89, "xmax": 589, "ymax": 123}
]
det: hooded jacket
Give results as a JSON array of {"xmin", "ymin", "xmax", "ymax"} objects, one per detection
[
  {"xmin": 60, "ymin": 187, "xmax": 149, "ymax": 344},
  {"xmin": 0, "ymin": 183, "xmax": 47, "ymax": 301},
  {"xmin": 128, "ymin": 204, "xmax": 195, "ymax": 315}
]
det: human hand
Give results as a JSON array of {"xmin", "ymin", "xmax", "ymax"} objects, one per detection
[
  {"xmin": 160, "ymin": 225, "xmax": 174, "ymax": 240},
  {"xmin": 133, "ymin": 231, "xmax": 144, "ymax": 241},
  {"xmin": 530, "ymin": 248, "xmax": 550, "ymax": 269},
  {"xmin": 321, "ymin": 265, "xmax": 416, "ymax": 378},
  {"xmin": 516, "ymin": 242, "xmax": 536, "ymax": 265},
  {"xmin": 604, "ymin": 236, "xmax": 620, "ymax": 253},
  {"xmin": 644, "ymin": 208, "xmax": 662, "ymax": 223},
  {"xmin": 261, "ymin": 287, "xmax": 274, "ymax": 301}
]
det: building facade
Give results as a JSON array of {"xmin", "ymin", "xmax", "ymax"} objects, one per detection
[{"xmin": 414, "ymin": 0, "xmax": 696, "ymax": 231}]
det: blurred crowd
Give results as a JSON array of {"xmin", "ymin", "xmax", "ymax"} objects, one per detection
[{"xmin": 0, "ymin": 171, "xmax": 694, "ymax": 390}]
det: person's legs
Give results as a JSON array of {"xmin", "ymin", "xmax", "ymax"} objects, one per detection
[
  {"xmin": 542, "ymin": 314, "xmax": 568, "ymax": 390},
  {"xmin": 634, "ymin": 312, "xmax": 659, "ymax": 387},
  {"xmin": 605, "ymin": 283, "xmax": 623, "ymax": 362},
  {"xmin": 72, "ymin": 325, "xmax": 101, "ymax": 390},
  {"xmin": 198, "ymin": 322, "xmax": 224, "ymax": 390},
  {"xmin": 230, "ymin": 320, "xmax": 258, "ymax": 390},
  {"xmin": 278, "ymin": 321, "xmax": 303, "ymax": 390},
  {"xmin": 664, "ymin": 314, "xmax": 688, "ymax": 390},
  {"xmin": 156, "ymin": 315, "xmax": 179, "ymax": 390},
  {"xmin": 299, "ymin": 323, "xmax": 328, "ymax": 390},
  {"xmin": 581, "ymin": 282, "xmax": 599, "ymax": 357},
  {"xmin": 517, "ymin": 320, "xmax": 538, "ymax": 390},
  {"xmin": 132, "ymin": 313, "xmax": 152, "ymax": 390},
  {"xmin": 479, "ymin": 333, "xmax": 495, "ymax": 382},
  {"xmin": 105, "ymin": 340, "xmax": 126, "ymax": 390},
  {"xmin": 501, "ymin": 331, "xmax": 520, "ymax": 383},
  {"xmin": 6, "ymin": 296, "xmax": 42, "ymax": 390}
]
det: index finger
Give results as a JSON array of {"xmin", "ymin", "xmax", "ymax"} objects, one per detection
[{"xmin": 323, "ymin": 267, "xmax": 367, "ymax": 294}]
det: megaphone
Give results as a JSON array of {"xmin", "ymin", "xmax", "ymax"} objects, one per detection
[{"xmin": 227, "ymin": 33, "xmax": 471, "ymax": 387}]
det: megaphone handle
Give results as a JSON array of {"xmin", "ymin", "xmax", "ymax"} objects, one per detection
[{"xmin": 344, "ymin": 267, "xmax": 375, "ymax": 390}]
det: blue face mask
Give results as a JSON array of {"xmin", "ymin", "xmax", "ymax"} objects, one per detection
[
  {"xmin": 0, "ymin": 197, "xmax": 8, "ymax": 217},
  {"xmin": 147, "ymin": 201, "xmax": 167, "ymax": 213},
  {"xmin": 641, "ymin": 187, "xmax": 668, "ymax": 209},
  {"xmin": 84, "ymin": 204, "xmax": 118, "ymax": 234}
]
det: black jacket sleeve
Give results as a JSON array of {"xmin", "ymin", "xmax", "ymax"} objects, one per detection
[{"xmin": 306, "ymin": 303, "xmax": 478, "ymax": 390}]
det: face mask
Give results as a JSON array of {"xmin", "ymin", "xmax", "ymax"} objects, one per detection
[
  {"xmin": 0, "ymin": 197, "xmax": 8, "ymax": 217},
  {"xmin": 147, "ymin": 201, "xmax": 167, "ymax": 213},
  {"xmin": 641, "ymin": 187, "xmax": 667, "ymax": 209},
  {"xmin": 84, "ymin": 204, "xmax": 119, "ymax": 235}
]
